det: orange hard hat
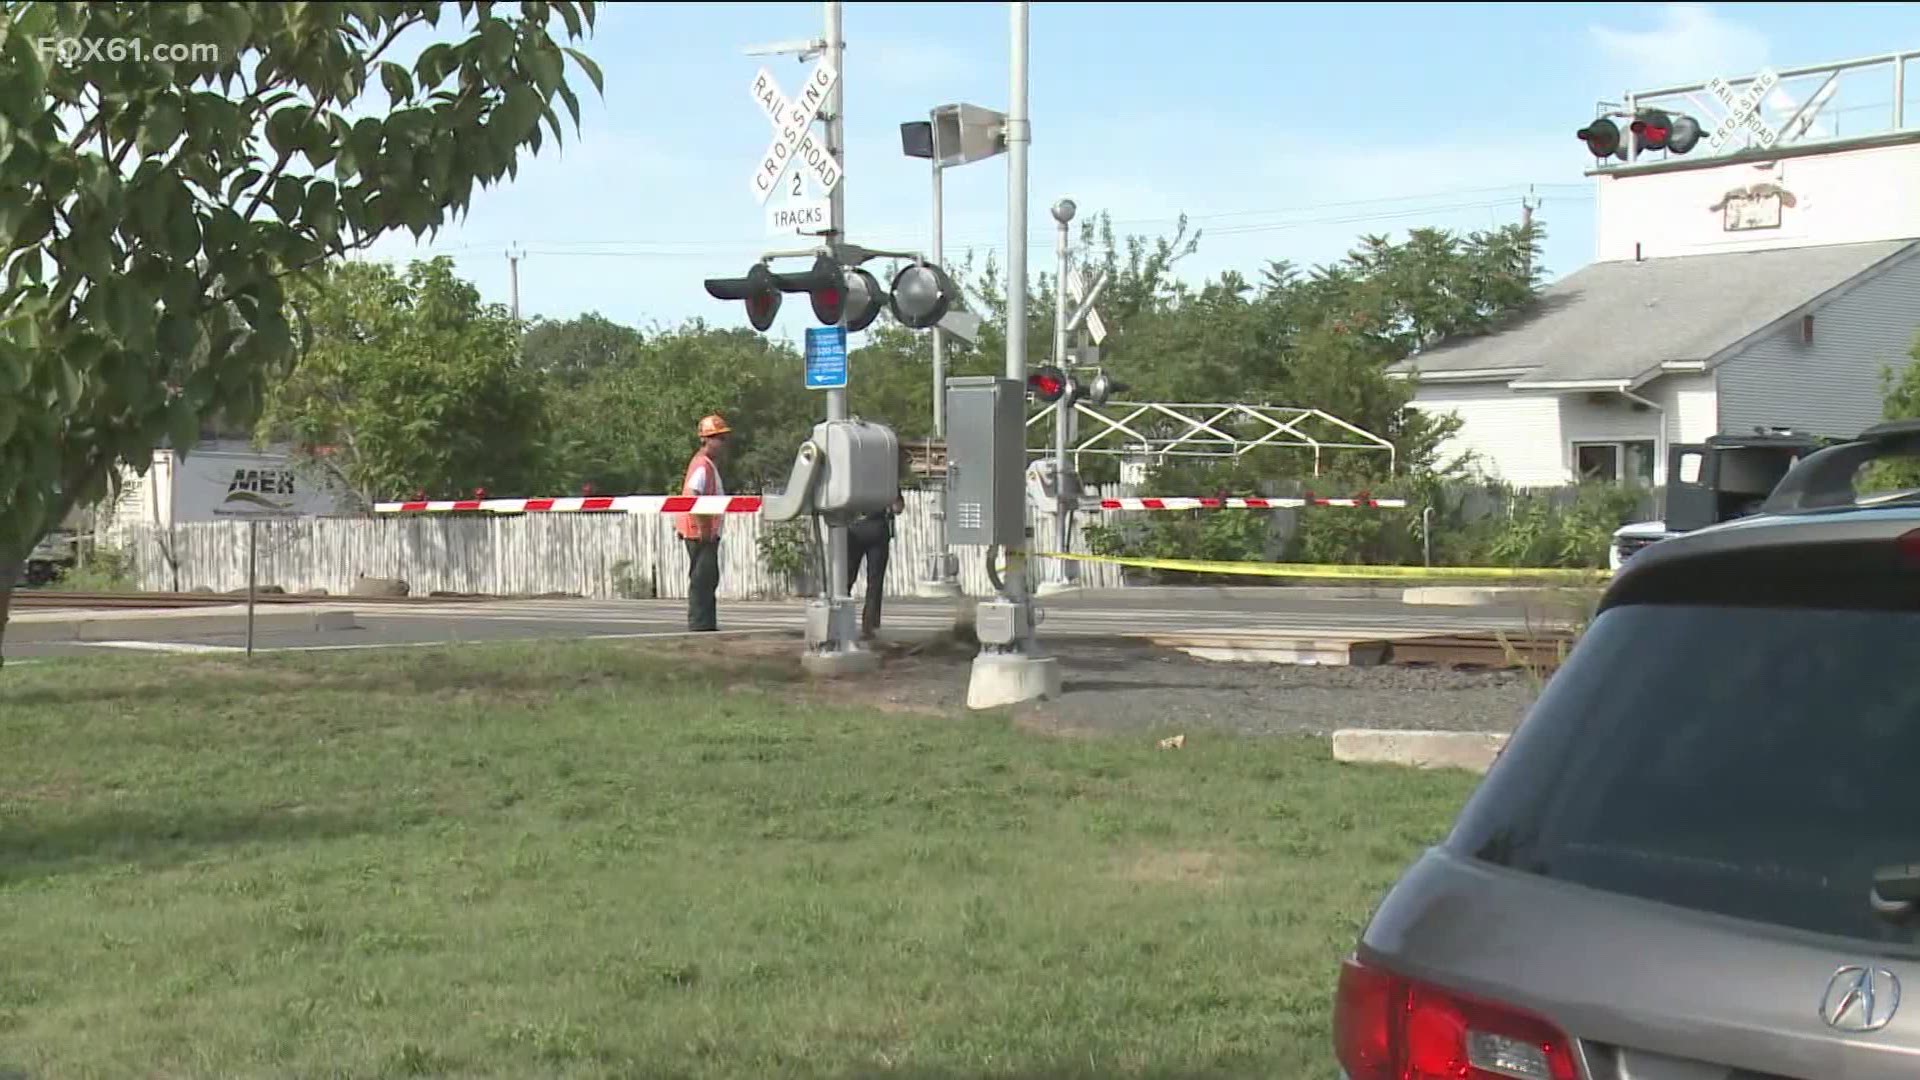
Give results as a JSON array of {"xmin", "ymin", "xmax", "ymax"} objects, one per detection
[{"xmin": 698, "ymin": 414, "xmax": 732, "ymax": 438}]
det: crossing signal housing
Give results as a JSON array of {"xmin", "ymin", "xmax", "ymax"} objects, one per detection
[
  {"xmin": 704, "ymin": 263, "xmax": 783, "ymax": 332},
  {"xmin": 1580, "ymin": 110, "xmax": 1708, "ymax": 163},
  {"xmin": 843, "ymin": 267, "xmax": 883, "ymax": 332},
  {"xmin": 1028, "ymin": 365, "xmax": 1069, "ymax": 403},
  {"xmin": 1577, "ymin": 117, "xmax": 1621, "ymax": 160},
  {"xmin": 770, "ymin": 254, "xmax": 854, "ymax": 325},
  {"xmin": 888, "ymin": 262, "xmax": 958, "ymax": 330},
  {"xmin": 1087, "ymin": 370, "xmax": 1129, "ymax": 405}
]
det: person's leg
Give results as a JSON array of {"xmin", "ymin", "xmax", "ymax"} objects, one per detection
[
  {"xmin": 684, "ymin": 538, "xmax": 700, "ymax": 630},
  {"xmin": 863, "ymin": 533, "xmax": 890, "ymax": 637},
  {"xmin": 688, "ymin": 538, "xmax": 720, "ymax": 631},
  {"xmin": 846, "ymin": 526, "xmax": 868, "ymax": 605}
]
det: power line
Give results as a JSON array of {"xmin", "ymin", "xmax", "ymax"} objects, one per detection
[
  {"xmin": 388, "ymin": 181, "xmax": 1593, "ymax": 257},
  {"xmin": 382, "ymin": 192, "xmax": 1593, "ymax": 266}
]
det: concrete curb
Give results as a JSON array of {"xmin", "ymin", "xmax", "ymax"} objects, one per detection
[
  {"xmin": 1148, "ymin": 633, "xmax": 1393, "ymax": 667},
  {"xmin": 7, "ymin": 605, "xmax": 361, "ymax": 644},
  {"xmin": 1331, "ymin": 729, "xmax": 1509, "ymax": 773},
  {"xmin": 1402, "ymin": 586, "xmax": 1553, "ymax": 607}
]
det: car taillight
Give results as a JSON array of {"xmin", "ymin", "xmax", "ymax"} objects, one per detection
[
  {"xmin": 1334, "ymin": 954, "xmax": 1579, "ymax": 1080},
  {"xmin": 1898, "ymin": 529, "xmax": 1920, "ymax": 566}
]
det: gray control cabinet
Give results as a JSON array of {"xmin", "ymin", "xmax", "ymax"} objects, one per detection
[{"xmin": 944, "ymin": 376, "xmax": 1027, "ymax": 548}]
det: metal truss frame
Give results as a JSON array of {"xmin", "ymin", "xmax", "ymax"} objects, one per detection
[{"xmin": 1024, "ymin": 401, "xmax": 1396, "ymax": 477}]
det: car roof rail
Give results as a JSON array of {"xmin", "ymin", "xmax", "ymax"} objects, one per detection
[{"xmin": 1761, "ymin": 419, "xmax": 1920, "ymax": 513}]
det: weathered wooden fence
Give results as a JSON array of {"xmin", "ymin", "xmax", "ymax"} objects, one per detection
[
  {"xmin": 119, "ymin": 488, "xmax": 1144, "ymax": 600},
  {"xmin": 112, "ymin": 479, "xmax": 1646, "ymax": 599}
]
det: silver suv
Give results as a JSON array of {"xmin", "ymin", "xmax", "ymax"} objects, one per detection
[{"xmin": 1334, "ymin": 419, "xmax": 1920, "ymax": 1080}]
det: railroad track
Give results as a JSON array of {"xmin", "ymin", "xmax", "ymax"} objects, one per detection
[
  {"xmin": 11, "ymin": 590, "xmax": 499, "ymax": 610},
  {"xmin": 1386, "ymin": 632, "xmax": 1575, "ymax": 672}
]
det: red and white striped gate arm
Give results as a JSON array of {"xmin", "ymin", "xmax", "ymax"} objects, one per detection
[
  {"xmin": 1096, "ymin": 495, "xmax": 1406, "ymax": 510},
  {"xmin": 370, "ymin": 493, "xmax": 1402, "ymax": 515},
  {"xmin": 372, "ymin": 495, "xmax": 764, "ymax": 515}
]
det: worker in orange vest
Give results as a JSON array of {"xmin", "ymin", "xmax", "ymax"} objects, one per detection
[{"xmin": 676, "ymin": 414, "xmax": 731, "ymax": 631}]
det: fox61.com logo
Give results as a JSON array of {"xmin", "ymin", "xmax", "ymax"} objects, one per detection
[{"xmin": 36, "ymin": 37, "xmax": 222, "ymax": 65}]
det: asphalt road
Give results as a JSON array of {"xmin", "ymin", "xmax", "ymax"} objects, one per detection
[{"xmin": 3, "ymin": 586, "xmax": 1564, "ymax": 662}]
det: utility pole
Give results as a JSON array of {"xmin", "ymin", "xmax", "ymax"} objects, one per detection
[
  {"xmin": 1049, "ymin": 197, "xmax": 1076, "ymax": 592},
  {"xmin": 1520, "ymin": 188, "xmax": 1539, "ymax": 280},
  {"xmin": 923, "ymin": 147, "xmax": 959, "ymax": 598},
  {"xmin": 964, "ymin": 0, "xmax": 1060, "ymax": 710},
  {"xmin": 507, "ymin": 244, "xmax": 524, "ymax": 320},
  {"xmin": 817, "ymin": 0, "xmax": 859, "ymax": 661}
]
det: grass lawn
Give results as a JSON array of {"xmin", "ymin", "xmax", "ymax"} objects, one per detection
[{"xmin": 0, "ymin": 640, "xmax": 1479, "ymax": 1078}]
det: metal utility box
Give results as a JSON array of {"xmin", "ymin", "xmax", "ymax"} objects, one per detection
[
  {"xmin": 945, "ymin": 376, "xmax": 1027, "ymax": 548},
  {"xmin": 814, "ymin": 419, "xmax": 900, "ymax": 517}
]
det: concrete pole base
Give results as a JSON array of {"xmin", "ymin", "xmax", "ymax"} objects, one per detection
[
  {"xmin": 966, "ymin": 653, "xmax": 1062, "ymax": 710},
  {"xmin": 915, "ymin": 578, "xmax": 963, "ymax": 600},
  {"xmin": 801, "ymin": 647, "xmax": 881, "ymax": 678}
]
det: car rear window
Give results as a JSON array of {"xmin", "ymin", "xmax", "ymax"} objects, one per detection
[{"xmin": 1449, "ymin": 601, "xmax": 1920, "ymax": 950}]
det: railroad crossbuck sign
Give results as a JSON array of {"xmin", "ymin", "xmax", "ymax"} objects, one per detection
[
  {"xmin": 749, "ymin": 62, "xmax": 842, "ymax": 206},
  {"xmin": 1707, "ymin": 67, "xmax": 1782, "ymax": 152},
  {"xmin": 1066, "ymin": 267, "xmax": 1107, "ymax": 347}
]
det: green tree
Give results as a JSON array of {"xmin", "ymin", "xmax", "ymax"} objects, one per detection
[
  {"xmin": 258, "ymin": 257, "xmax": 551, "ymax": 507},
  {"xmin": 1871, "ymin": 332, "xmax": 1920, "ymax": 490},
  {"xmin": 0, "ymin": 0, "xmax": 603, "ymax": 654},
  {"xmin": 546, "ymin": 322, "xmax": 820, "ymax": 496},
  {"xmin": 522, "ymin": 310, "xmax": 646, "ymax": 388}
]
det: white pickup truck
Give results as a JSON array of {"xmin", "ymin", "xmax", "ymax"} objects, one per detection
[{"xmin": 1609, "ymin": 429, "xmax": 1833, "ymax": 573}]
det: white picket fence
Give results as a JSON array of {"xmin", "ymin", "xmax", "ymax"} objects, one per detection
[{"xmin": 115, "ymin": 487, "xmax": 1225, "ymax": 600}]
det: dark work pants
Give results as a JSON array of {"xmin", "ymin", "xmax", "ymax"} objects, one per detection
[
  {"xmin": 684, "ymin": 537, "xmax": 720, "ymax": 631},
  {"xmin": 846, "ymin": 516, "xmax": 891, "ymax": 636}
]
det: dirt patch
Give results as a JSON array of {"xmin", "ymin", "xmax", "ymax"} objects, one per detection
[{"xmin": 1116, "ymin": 848, "xmax": 1239, "ymax": 888}]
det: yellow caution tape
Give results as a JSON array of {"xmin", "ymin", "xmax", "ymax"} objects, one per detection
[{"xmin": 1030, "ymin": 551, "xmax": 1609, "ymax": 582}]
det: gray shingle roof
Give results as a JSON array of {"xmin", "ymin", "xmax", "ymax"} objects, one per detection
[{"xmin": 1390, "ymin": 239, "xmax": 1920, "ymax": 388}]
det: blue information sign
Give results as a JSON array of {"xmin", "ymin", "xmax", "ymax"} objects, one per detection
[{"xmin": 804, "ymin": 326, "xmax": 849, "ymax": 390}]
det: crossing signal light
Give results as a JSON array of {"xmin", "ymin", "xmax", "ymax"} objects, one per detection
[
  {"xmin": 1631, "ymin": 109, "xmax": 1673, "ymax": 152},
  {"xmin": 1086, "ymin": 370, "xmax": 1129, "ymax": 405},
  {"xmin": 710, "ymin": 255, "xmax": 964, "ymax": 334},
  {"xmin": 767, "ymin": 254, "xmax": 851, "ymax": 325},
  {"xmin": 1632, "ymin": 109, "xmax": 1705, "ymax": 155},
  {"xmin": 842, "ymin": 267, "xmax": 883, "ymax": 332},
  {"xmin": 888, "ymin": 262, "xmax": 959, "ymax": 330},
  {"xmin": 704, "ymin": 263, "xmax": 782, "ymax": 331},
  {"xmin": 1577, "ymin": 117, "xmax": 1621, "ymax": 160},
  {"xmin": 1028, "ymin": 365, "xmax": 1069, "ymax": 403}
]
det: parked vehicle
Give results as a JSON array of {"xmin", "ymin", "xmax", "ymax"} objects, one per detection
[
  {"xmin": 1608, "ymin": 427, "xmax": 1837, "ymax": 571},
  {"xmin": 1336, "ymin": 418, "xmax": 1920, "ymax": 1080},
  {"xmin": 21, "ymin": 530, "xmax": 77, "ymax": 586}
]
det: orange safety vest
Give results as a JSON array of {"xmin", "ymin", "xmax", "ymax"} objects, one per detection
[{"xmin": 675, "ymin": 450, "xmax": 724, "ymax": 540}]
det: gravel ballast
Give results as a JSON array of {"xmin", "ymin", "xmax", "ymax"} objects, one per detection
[{"xmin": 809, "ymin": 636, "xmax": 1541, "ymax": 738}]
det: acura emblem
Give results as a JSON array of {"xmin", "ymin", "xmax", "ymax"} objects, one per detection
[{"xmin": 1820, "ymin": 965, "xmax": 1901, "ymax": 1032}]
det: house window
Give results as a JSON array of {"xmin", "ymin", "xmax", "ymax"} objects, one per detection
[
  {"xmin": 1575, "ymin": 443, "xmax": 1618, "ymax": 482},
  {"xmin": 1574, "ymin": 440, "xmax": 1658, "ymax": 485}
]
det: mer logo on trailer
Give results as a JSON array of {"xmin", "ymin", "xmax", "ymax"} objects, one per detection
[{"xmin": 224, "ymin": 468, "xmax": 297, "ymax": 510}]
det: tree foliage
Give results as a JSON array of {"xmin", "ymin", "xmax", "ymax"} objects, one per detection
[
  {"xmin": 0, "ymin": 0, "xmax": 603, "ymax": 645},
  {"xmin": 523, "ymin": 309, "xmax": 645, "ymax": 388},
  {"xmin": 545, "ymin": 322, "xmax": 822, "ymax": 497},
  {"xmin": 1871, "ymin": 334, "xmax": 1920, "ymax": 490},
  {"xmin": 259, "ymin": 256, "xmax": 549, "ymax": 507}
]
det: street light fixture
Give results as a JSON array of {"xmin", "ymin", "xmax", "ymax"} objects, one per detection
[{"xmin": 900, "ymin": 100, "xmax": 1011, "ymax": 598}]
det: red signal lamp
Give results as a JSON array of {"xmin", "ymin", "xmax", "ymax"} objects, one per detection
[
  {"xmin": 1028, "ymin": 365, "xmax": 1069, "ymax": 403},
  {"xmin": 705, "ymin": 263, "xmax": 783, "ymax": 332},
  {"xmin": 1631, "ymin": 109, "xmax": 1673, "ymax": 153}
]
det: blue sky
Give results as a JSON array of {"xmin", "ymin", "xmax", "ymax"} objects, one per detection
[{"xmin": 360, "ymin": 2, "xmax": 1918, "ymax": 348}]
